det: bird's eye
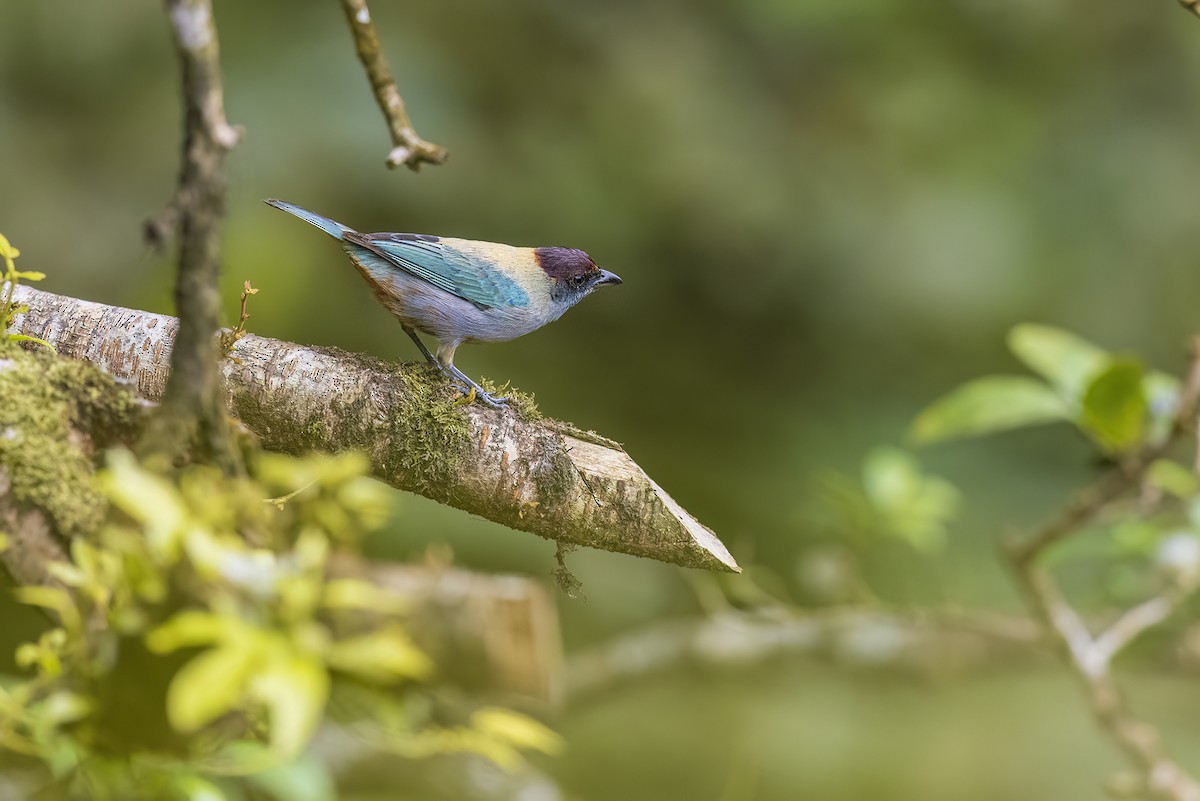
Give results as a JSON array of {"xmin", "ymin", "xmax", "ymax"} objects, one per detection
[{"xmin": 572, "ymin": 274, "xmax": 586, "ymax": 287}]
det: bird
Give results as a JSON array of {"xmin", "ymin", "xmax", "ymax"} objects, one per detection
[{"xmin": 264, "ymin": 199, "xmax": 622, "ymax": 408}]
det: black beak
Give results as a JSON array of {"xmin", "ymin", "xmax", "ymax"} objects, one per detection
[{"xmin": 596, "ymin": 269, "xmax": 623, "ymax": 287}]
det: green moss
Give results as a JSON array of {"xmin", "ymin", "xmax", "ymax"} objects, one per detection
[
  {"xmin": 387, "ymin": 364, "xmax": 473, "ymax": 492},
  {"xmin": 478, "ymin": 377, "xmax": 542, "ymax": 422},
  {"xmin": 0, "ymin": 345, "xmax": 140, "ymax": 537}
]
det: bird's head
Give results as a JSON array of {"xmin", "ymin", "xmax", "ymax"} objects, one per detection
[{"xmin": 534, "ymin": 246, "xmax": 622, "ymax": 308}]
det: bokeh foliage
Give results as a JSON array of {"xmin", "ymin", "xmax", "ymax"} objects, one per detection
[{"xmin": 0, "ymin": 442, "xmax": 558, "ymax": 800}]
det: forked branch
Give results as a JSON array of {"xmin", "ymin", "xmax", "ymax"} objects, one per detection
[{"xmin": 1005, "ymin": 339, "xmax": 1200, "ymax": 801}]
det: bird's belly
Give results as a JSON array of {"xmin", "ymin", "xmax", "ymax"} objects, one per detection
[{"xmin": 363, "ymin": 266, "xmax": 546, "ymax": 344}]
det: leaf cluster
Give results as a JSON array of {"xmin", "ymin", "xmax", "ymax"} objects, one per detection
[
  {"xmin": 911, "ymin": 324, "xmax": 1179, "ymax": 454},
  {"xmin": 0, "ymin": 446, "xmax": 558, "ymax": 799},
  {"xmin": 0, "ymin": 233, "xmax": 53, "ymax": 351}
]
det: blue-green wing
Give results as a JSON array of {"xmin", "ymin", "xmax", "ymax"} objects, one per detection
[{"xmin": 357, "ymin": 233, "xmax": 528, "ymax": 310}]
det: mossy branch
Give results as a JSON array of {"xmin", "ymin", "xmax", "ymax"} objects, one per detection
[
  {"xmin": 9, "ymin": 285, "xmax": 739, "ymax": 573},
  {"xmin": 0, "ymin": 345, "xmax": 561, "ymax": 702}
]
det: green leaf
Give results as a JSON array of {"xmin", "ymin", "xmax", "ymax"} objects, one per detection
[
  {"xmin": 909, "ymin": 376, "xmax": 1070, "ymax": 444},
  {"xmin": 471, "ymin": 707, "xmax": 565, "ymax": 756},
  {"xmin": 1007, "ymin": 324, "xmax": 1108, "ymax": 401},
  {"xmin": 251, "ymin": 656, "xmax": 329, "ymax": 758},
  {"xmin": 167, "ymin": 644, "xmax": 256, "ymax": 733},
  {"xmin": 44, "ymin": 561, "xmax": 87, "ymax": 587},
  {"xmin": 1080, "ymin": 359, "xmax": 1147, "ymax": 453},
  {"xmin": 175, "ymin": 776, "xmax": 227, "ymax": 801},
  {"xmin": 102, "ymin": 449, "xmax": 188, "ymax": 555},
  {"xmin": 1146, "ymin": 460, "xmax": 1199, "ymax": 499},
  {"xmin": 0, "ymin": 234, "xmax": 20, "ymax": 261},
  {"xmin": 34, "ymin": 691, "xmax": 92, "ymax": 727},
  {"xmin": 322, "ymin": 579, "xmax": 409, "ymax": 615},
  {"xmin": 12, "ymin": 270, "xmax": 45, "ymax": 282},
  {"xmin": 5, "ymin": 333, "xmax": 55, "ymax": 352},
  {"xmin": 861, "ymin": 448, "xmax": 960, "ymax": 551},
  {"xmin": 326, "ymin": 627, "xmax": 433, "ymax": 683},
  {"xmin": 1111, "ymin": 520, "xmax": 1163, "ymax": 554},
  {"xmin": 13, "ymin": 587, "xmax": 80, "ymax": 632},
  {"xmin": 146, "ymin": 611, "xmax": 239, "ymax": 653},
  {"xmin": 248, "ymin": 756, "xmax": 337, "ymax": 801}
]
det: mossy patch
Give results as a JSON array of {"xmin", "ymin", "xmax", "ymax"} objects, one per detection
[
  {"xmin": 478, "ymin": 377, "xmax": 542, "ymax": 422},
  {"xmin": 387, "ymin": 363, "xmax": 473, "ymax": 492},
  {"xmin": 0, "ymin": 344, "xmax": 140, "ymax": 537}
]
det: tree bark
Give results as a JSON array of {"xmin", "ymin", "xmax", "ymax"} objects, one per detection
[{"xmin": 10, "ymin": 285, "xmax": 739, "ymax": 573}]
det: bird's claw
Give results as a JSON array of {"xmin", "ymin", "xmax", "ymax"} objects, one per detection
[
  {"xmin": 474, "ymin": 391, "xmax": 510, "ymax": 408},
  {"xmin": 454, "ymin": 385, "xmax": 508, "ymax": 408}
]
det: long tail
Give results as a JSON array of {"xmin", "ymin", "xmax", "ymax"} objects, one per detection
[{"xmin": 264, "ymin": 199, "xmax": 355, "ymax": 240}]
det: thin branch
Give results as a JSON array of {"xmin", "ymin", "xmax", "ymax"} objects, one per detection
[
  {"xmin": 1004, "ymin": 340, "xmax": 1200, "ymax": 801},
  {"xmin": 10, "ymin": 285, "xmax": 739, "ymax": 573},
  {"xmin": 1010, "ymin": 467, "xmax": 1146, "ymax": 567},
  {"xmin": 1011, "ymin": 563, "xmax": 1200, "ymax": 801},
  {"xmin": 338, "ymin": 0, "xmax": 448, "ymax": 171},
  {"xmin": 142, "ymin": 0, "xmax": 242, "ymax": 469},
  {"xmin": 1180, "ymin": 0, "xmax": 1200, "ymax": 19},
  {"xmin": 565, "ymin": 606, "xmax": 1043, "ymax": 704},
  {"xmin": 1092, "ymin": 580, "xmax": 1199, "ymax": 667}
]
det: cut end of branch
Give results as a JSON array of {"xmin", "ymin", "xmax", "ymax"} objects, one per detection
[
  {"xmin": 386, "ymin": 138, "xmax": 449, "ymax": 171},
  {"xmin": 647, "ymin": 477, "xmax": 740, "ymax": 573}
]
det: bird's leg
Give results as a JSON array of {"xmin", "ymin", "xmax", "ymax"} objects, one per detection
[
  {"xmin": 435, "ymin": 339, "xmax": 509, "ymax": 408},
  {"xmin": 403, "ymin": 325, "xmax": 503, "ymax": 406},
  {"xmin": 401, "ymin": 324, "xmax": 438, "ymax": 366}
]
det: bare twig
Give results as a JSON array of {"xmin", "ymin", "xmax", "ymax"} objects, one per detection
[
  {"xmin": 565, "ymin": 606, "xmax": 1043, "ymax": 704},
  {"xmin": 219, "ymin": 280, "xmax": 258, "ymax": 353},
  {"xmin": 142, "ymin": 0, "xmax": 242, "ymax": 469},
  {"xmin": 11, "ymin": 285, "xmax": 739, "ymax": 573},
  {"xmin": 1005, "ymin": 341, "xmax": 1200, "ymax": 801},
  {"xmin": 339, "ymin": 0, "xmax": 448, "ymax": 171},
  {"xmin": 1012, "ymin": 564, "xmax": 1200, "ymax": 801},
  {"xmin": 1092, "ymin": 581, "xmax": 1199, "ymax": 667}
]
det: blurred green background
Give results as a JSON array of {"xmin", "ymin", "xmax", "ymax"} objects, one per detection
[{"xmin": 5, "ymin": 0, "xmax": 1200, "ymax": 797}]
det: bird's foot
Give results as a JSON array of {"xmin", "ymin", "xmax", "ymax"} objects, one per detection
[
  {"xmin": 453, "ymin": 385, "xmax": 510, "ymax": 409},
  {"xmin": 438, "ymin": 364, "xmax": 509, "ymax": 408}
]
